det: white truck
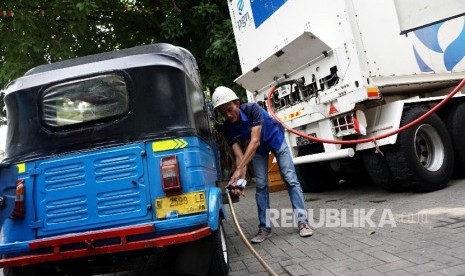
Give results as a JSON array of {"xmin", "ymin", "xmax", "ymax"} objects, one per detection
[{"xmin": 227, "ymin": 0, "xmax": 465, "ymax": 192}]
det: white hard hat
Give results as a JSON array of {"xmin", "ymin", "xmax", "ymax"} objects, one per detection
[{"xmin": 212, "ymin": 86, "xmax": 239, "ymax": 108}]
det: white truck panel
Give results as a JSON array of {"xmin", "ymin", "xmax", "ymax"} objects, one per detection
[
  {"xmin": 353, "ymin": 0, "xmax": 465, "ymax": 81},
  {"xmin": 229, "ymin": 0, "xmax": 354, "ymax": 76},
  {"xmin": 234, "ymin": 32, "xmax": 332, "ymax": 93},
  {"xmin": 351, "ymin": 0, "xmax": 422, "ymax": 77},
  {"xmin": 356, "ymin": 101, "xmax": 404, "ymax": 151},
  {"xmin": 393, "ymin": 0, "xmax": 465, "ymax": 34},
  {"xmin": 229, "ymin": 0, "xmax": 465, "ymax": 93}
]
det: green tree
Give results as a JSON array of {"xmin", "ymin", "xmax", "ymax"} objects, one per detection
[{"xmin": 0, "ymin": 0, "xmax": 243, "ymax": 123}]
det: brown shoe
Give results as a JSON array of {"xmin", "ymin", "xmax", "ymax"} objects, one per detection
[
  {"xmin": 299, "ymin": 223, "xmax": 314, "ymax": 237},
  {"xmin": 250, "ymin": 229, "xmax": 272, "ymax": 243}
]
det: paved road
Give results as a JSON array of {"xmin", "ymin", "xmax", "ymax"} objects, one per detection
[
  {"xmin": 3, "ymin": 179, "xmax": 465, "ymax": 275},
  {"xmin": 221, "ymin": 179, "xmax": 465, "ymax": 276}
]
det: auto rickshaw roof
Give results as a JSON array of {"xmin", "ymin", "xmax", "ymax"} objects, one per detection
[
  {"xmin": 2, "ymin": 43, "xmax": 212, "ymax": 163},
  {"xmin": 4, "ymin": 43, "xmax": 200, "ymax": 95}
]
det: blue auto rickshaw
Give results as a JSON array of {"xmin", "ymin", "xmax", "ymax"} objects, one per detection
[{"xmin": 0, "ymin": 43, "xmax": 228, "ymax": 275}]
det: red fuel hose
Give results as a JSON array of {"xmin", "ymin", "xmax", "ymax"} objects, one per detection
[{"xmin": 266, "ymin": 78, "xmax": 465, "ymax": 145}]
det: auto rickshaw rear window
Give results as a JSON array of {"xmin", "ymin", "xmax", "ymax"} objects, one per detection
[{"xmin": 41, "ymin": 74, "xmax": 129, "ymax": 127}]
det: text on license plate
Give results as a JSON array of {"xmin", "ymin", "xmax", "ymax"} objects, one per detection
[{"xmin": 155, "ymin": 191, "xmax": 207, "ymax": 219}]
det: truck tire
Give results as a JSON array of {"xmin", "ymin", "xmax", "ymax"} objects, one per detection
[
  {"xmin": 295, "ymin": 161, "xmax": 340, "ymax": 193},
  {"xmin": 208, "ymin": 222, "xmax": 229, "ymax": 276},
  {"xmin": 444, "ymin": 103, "xmax": 465, "ymax": 178},
  {"xmin": 362, "ymin": 150, "xmax": 406, "ymax": 192},
  {"xmin": 385, "ymin": 106, "xmax": 454, "ymax": 192}
]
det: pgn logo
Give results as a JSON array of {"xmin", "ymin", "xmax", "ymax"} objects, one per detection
[{"xmin": 235, "ymin": 0, "xmax": 252, "ymax": 32}]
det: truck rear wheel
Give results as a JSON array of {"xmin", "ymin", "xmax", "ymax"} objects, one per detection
[
  {"xmin": 444, "ymin": 103, "xmax": 465, "ymax": 178},
  {"xmin": 362, "ymin": 150, "xmax": 406, "ymax": 192},
  {"xmin": 385, "ymin": 106, "xmax": 453, "ymax": 192}
]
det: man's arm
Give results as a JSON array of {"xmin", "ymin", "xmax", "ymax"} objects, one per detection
[
  {"xmin": 227, "ymin": 142, "xmax": 246, "ymax": 196},
  {"xmin": 230, "ymin": 142, "xmax": 247, "ymax": 184},
  {"xmin": 229, "ymin": 125, "xmax": 262, "ymax": 185}
]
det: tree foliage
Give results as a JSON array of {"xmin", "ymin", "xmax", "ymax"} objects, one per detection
[{"xmin": 0, "ymin": 0, "xmax": 243, "ymax": 123}]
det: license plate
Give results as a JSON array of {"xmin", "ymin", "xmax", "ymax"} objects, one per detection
[{"xmin": 155, "ymin": 191, "xmax": 207, "ymax": 219}]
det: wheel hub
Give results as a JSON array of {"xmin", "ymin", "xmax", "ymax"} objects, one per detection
[{"xmin": 414, "ymin": 124, "xmax": 444, "ymax": 172}]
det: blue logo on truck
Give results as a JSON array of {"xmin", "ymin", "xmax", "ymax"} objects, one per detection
[
  {"xmin": 236, "ymin": 0, "xmax": 252, "ymax": 32},
  {"xmin": 238, "ymin": 0, "xmax": 244, "ymax": 15},
  {"xmin": 413, "ymin": 19, "xmax": 465, "ymax": 72},
  {"xmin": 251, "ymin": 0, "xmax": 287, "ymax": 28}
]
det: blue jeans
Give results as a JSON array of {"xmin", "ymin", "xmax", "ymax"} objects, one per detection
[{"xmin": 253, "ymin": 141, "xmax": 308, "ymax": 233}]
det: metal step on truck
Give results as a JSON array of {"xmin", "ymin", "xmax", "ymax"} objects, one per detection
[
  {"xmin": 227, "ymin": 0, "xmax": 465, "ymax": 193},
  {"xmin": 0, "ymin": 44, "xmax": 229, "ymax": 275}
]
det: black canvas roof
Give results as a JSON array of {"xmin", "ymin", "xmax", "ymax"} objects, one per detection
[
  {"xmin": 2, "ymin": 43, "xmax": 212, "ymax": 163},
  {"xmin": 5, "ymin": 43, "xmax": 201, "ymax": 95}
]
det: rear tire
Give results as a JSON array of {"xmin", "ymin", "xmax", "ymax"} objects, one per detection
[
  {"xmin": 385, "ymin": 106, "xmax": 453, "ymax": 192},
  {"xmin": 208, "ymin": 222, "xmax": 229, "ymax": 276},
  {"xmin": 444, "ymin": 103, "xmax": 465, "ymax": 178},
  {"xmin": 362, "ymin": 150, "xmax": 406, "ymax": 192}
]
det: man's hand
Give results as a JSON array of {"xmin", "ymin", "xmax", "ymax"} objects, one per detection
[
  {"xmin": 226, "ymin": 182, "xmax": 245, "ymax": 196},
  {"xmin": 228, "ymin": 167, "xmax": 244, "ymax": 186},
  {"xmin": 227, "ymin": 174, "xmax": 246, "ymax": 197}
]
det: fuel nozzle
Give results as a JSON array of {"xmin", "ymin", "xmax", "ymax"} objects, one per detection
[
  {"xmin": 235, "ymin": 179, "xmax": 247, "ymax": 189},
  {"xmin": 225, "ymin": 179, "xmax": 247, "ymax": 202},
  {"xmin": 224, "ymin": 179, "xmax": 247, "ymax": 204},
  {"xmin": 227, "ymin": 179, "xmax": 247, "ymax": 191}
]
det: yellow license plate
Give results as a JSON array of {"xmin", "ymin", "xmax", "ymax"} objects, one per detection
[{"xmin": 155, "ymin": 191, "xmax": 207, "ymax": 219}]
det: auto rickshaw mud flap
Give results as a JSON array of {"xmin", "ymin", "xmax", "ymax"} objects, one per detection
[{"xmin": 207, "ymin": 187, "xmax": 226, "ymax": 231}]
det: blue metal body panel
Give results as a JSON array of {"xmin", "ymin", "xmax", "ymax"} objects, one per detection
[
  {"xmin": 34, "ymin": 144, "xmax": 152, "ymax": 237},
  {"xmin": 0, "ymin": 136, "xmax": 224, "ymax": 257},
  {"xmin": 0, "ymin": 165, "xmax": 19, "ymax": 226}
]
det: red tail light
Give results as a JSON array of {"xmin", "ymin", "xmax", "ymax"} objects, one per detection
[
  {"xmin": 161, "ymin": 155, "xmax": 182, "ymax": 195},
  {"xmin": 11, "ymin": 179, "xmax": 25, "ymax": 220}
]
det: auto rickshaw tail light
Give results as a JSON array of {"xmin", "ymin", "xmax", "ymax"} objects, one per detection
[
  {"xmin": 11, "ymin": 179, "xmax": 25, "ymax": 220},
  {"xmin": 161, "ymin": 155, "xmax": 182, "ymax": 195}
]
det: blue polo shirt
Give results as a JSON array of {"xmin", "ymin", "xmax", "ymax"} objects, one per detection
[{"xmin": 222, "ymin": 103, "xmax": 284, "ymax": 155}]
